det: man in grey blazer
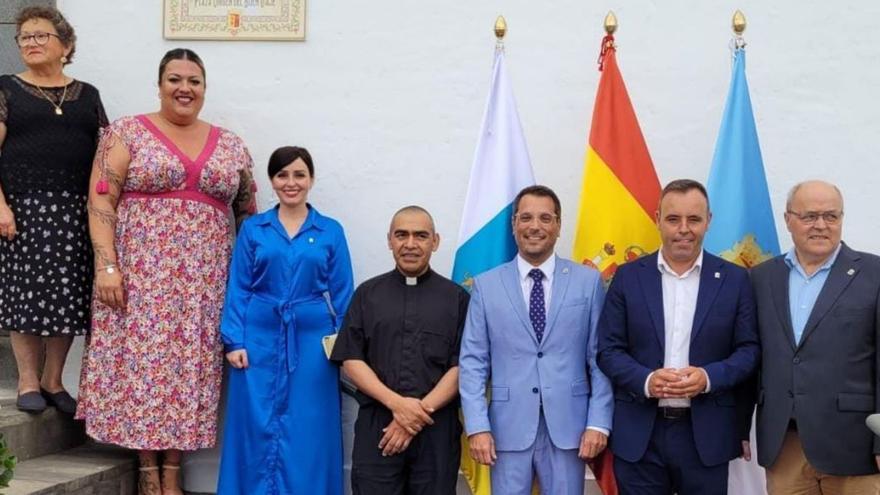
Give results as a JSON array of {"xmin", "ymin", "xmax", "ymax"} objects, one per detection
[
  {"xmin": 459, "ymin": 185, "xmax": 613, "ymax": 495},
  {"xmin": 752, "ymin": 180, "xmax": 880, "ymax": 493}
]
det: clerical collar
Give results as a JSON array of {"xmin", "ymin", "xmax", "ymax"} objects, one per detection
[{"xmin": 392, "ymin": 268, "xmax": 433, "ymax": 286}]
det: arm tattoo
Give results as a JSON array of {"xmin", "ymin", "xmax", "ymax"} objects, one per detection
[
  {"xmin": 104, "ymin": 167, "xmax": 125, "ymax": 191},
  {"xmin": 87, "ymin": 202, "xmax": 118, "ymax": 227},
  {"xmin": 91, "ymin": 241, "xmax": 116, "ymax": 268},
  {"xmin": 95, "ymin": 130, "xmax": 128, "ymax": 195},
  {"xmin": 233, "ymin": 169, "xmax": 257, "ymax": 231}
]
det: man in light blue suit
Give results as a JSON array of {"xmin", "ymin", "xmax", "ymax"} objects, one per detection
[{"xmin": 459, "ymin": 185, "xmax": 614, "ymax": 495}]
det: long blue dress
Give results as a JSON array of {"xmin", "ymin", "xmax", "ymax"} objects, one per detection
[{"xmin": 217, "ymin": 205, "xmax": 354, "ymax": 495}]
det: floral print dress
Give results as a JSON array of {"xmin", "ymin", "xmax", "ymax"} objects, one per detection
[{"xmin": 76, "ymin": 115, "xmax": 255, "ymax": 450}]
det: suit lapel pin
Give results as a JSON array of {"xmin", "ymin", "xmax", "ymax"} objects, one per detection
[
  {"xmin": 563, "ymin": 267, "xmax": 569, "ymax": 274},
  {"xmin": 847, "ymin": 268, "xmax": 855, "ymax": 276},
  {"xmin": 714, "ymin": 272, "xmax": 721, "ymax": 279},
  {"xmin": 308, "ymin": 237, "xmax": 315, "ymax": 244}
]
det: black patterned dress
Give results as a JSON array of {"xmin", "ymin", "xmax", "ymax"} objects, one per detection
[{"xmin": 0, "ymin": 75, "xmax": 107, "ymax": 336}]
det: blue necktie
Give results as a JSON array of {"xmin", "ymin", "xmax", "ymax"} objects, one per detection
[{"xmin": 528, "ymin": 269, "xmax": 546, "ymax": 343}]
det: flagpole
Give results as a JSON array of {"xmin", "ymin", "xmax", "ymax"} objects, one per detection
[
  {"xmin": 604, "ymin": 11, "xmax": 617, "ymax": 35},
  {"xmin": 597, "ymin": 12, "xmax": 617, "ymax": 71},
  {"xmin": 494, "ymin": 15, "xmax": 507, "ymax": 44},
  {"xmin": 732, "ymin": 9, "xmax": 746, "ymax": 34},
  {"xmin": 732, "ymin": 10, "xmax": 746, "ymax": 49}
]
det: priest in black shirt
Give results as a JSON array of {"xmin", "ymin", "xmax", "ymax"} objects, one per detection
[{"xmin": 331, "ymin": 205, "xmax": 469, "ymax": 495}]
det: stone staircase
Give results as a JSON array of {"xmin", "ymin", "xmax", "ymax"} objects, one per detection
[{"xmin": 0, "ymin": 330, "xmax": 137, "ymax": 495}]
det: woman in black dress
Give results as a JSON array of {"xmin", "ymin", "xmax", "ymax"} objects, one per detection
[{"xmin": 0, "ymin": 6, "xmax": 107, "ymax": 414}]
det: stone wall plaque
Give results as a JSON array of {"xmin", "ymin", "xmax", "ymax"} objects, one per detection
[{"xmin": 163, "ymin": 0, "xmax": 305, "ymax": 41}]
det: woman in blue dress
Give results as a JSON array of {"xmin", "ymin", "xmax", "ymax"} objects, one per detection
[{"xmin": 217, "ymin": 146, "xmax": 354, "ymax": 494}]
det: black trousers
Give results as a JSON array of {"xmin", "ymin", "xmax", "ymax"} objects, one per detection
[
  {"xmin": 351, "ymin": 403, "xmax": 461, "ymax": 495},
  {"xmin": 613, "ymin": 412, "xmax": 728, "ymax": 495}
]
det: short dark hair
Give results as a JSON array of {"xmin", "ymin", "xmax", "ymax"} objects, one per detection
[
  {"xmin": 16, "ymin": 6, "xmax": 76, "ymax": 64},
  {"xmin": 513, "ymin": 185, "xmax": 562, "ymax": 220},
  {"xmin": 659, "ymin": 179, "xmax": 710, "ymax": 211},
  {"xmin": 158, "ymin": 48, "xmax": 206, "ymax": 85},
  {"xmin": 267, "ymin": 146, "xmax": 314, "ymax": 178},
  {"xmin": 390, "ymin": 205, "xmax": 436, "ymax": 233}
]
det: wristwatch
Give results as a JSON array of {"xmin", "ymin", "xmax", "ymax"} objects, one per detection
[{"xmin": 103, "ymin": 264, "xmax": 117, "ymax": 275}]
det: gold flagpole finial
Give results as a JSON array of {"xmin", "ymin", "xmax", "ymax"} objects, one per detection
[
  {"xmin": 495, "ymin": 16, "xmax": 507, "ymax": 40},
  {"xmin": 604, "ymin": 11, "xmax": 618, "ymax": 35},
  {"xmin": 732, "ymin": 10, "xmax": 747, "ymax": 35}
]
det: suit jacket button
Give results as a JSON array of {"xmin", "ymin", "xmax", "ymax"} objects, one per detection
[
  {"xmin": 532, "ymin": 387, "xmax": 539, "ymax": 394},
  {"xmin": 537, "ymin": 352, "xmax": 544, "ymax": 358},
  {"xmin": 787, "ymin": 390, "xmax": 794, "ymax": 398},
  {"xmin": 793, "ymin": 357, "xmax": 801, "ymax": 364}
]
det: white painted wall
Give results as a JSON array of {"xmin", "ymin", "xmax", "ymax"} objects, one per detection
[
  {"xmin": 48, "ymin": 2, "xmax": 878, "ymax": 492},
  {"xmin": 56, "ymin": 1, "xmax": 880, "ymax": 281}
]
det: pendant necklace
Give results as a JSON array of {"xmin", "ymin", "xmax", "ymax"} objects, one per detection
[{"xmin": 34, "ymin": 83, "xmax": 68, "ymax": 116}]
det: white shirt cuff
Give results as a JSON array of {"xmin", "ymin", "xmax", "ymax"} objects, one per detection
[
  {"xmin": 644, "ymin": 371, "xmax": 655, "ymax": 398},
  {"xmin": 586, "ymin": 426, "xmax": 610, "ymax": 436},
  {"xmin": 701, "ymin": 368, "xmax": 711, "ymax": 393}
]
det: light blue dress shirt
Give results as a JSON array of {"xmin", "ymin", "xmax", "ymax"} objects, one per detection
[{"xmin": 785, "ymin": 244, "xmax": 841, "ymax": 344}]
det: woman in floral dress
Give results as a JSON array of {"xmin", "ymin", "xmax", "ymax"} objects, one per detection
[{"xmin": 76, "ymin": 48, "xmax": 256, "ymax": 495}]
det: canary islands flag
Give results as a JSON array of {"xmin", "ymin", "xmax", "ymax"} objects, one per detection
[
  {"xmin": 452, "ymin": 45, "xmax": 535, "ymax": 495},
  {"xmin": 452, "ymin": 46, "xmax": 535, "ymax": 289}
]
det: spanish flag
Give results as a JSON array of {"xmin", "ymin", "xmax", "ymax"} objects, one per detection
[
  {"xmin": 572, "ymin": 34, "xmax": 661, "ymax": 282},
  {"xmin": 572, "ymin": 33, "xmax": 661, "ymax": 495}
]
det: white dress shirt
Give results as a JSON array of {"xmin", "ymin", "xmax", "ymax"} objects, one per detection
[
  {"xmin": 517, "ymin": 254, "xmax": 609, "ymax": 436},
  {"xmin": 644, "ymin": 250, "xmax": 710, "ymax": 407}
]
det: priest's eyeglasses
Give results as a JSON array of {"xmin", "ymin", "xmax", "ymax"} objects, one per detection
[
  {"xmin": 14, "ymin": 32, "xmax": 61, "ymax": 47},
  {"xmin": 786, "ymin": 210, "xmax": 843, "ymax": 225},
  {"xmin": 515, "ymin": 213, "xmax": 558, "ymax": 225}
]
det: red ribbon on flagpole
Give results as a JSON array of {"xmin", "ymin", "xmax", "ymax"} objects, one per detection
[{"xmin": 597, "ymin": 35, "xmax": 615, "ymax": 71}]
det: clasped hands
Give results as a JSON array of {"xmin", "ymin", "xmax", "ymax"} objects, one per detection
[
  {"xmin": 378, "ymin": 396, "xmax": 435, "ymax": 457},
  {"xmin": 648, "ymin": 366, "xmax": 708, "ymax": 399}
]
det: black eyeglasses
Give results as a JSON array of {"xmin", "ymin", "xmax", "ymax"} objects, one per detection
[
  {"xmin": 14, "ymin": 32, "xmax": 61, "ymax": 47},
  {"xmin": 514, "ymin": 213, "xmax": 558, "ymax": 225},
  {"xmin": 786, "ymin": 210, "xmax": 843, "ymax": 225}
]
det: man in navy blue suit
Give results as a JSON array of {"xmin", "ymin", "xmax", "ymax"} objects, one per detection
[{"xmin": 597, "ymin": 179, "xmax": 760, "ymax": 495}]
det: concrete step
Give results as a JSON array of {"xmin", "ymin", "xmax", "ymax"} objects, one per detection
[
  {"xmin": 0, "ymin": 395, "xmax": 85, "ymax": 462},
  {"xmin": 4, "ymin": 444, "xmax": 136, "ymax": 495},
  {"xmin": 0, "ymin": 386, "xmax": 16, "ymax": 406}
]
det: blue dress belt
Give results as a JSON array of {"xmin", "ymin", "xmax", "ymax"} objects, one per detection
[{"xmin": 278, "ymin": 301, "xmax": 299, "ymax": 373}]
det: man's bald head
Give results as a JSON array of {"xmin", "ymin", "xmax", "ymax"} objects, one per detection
[
  {"xmin": 389, "ymin": 205, "xmax": 436, "ymax": 234},
  {"xmin": 785, "ymin": 180, "xmax": 843, "ymax": 211}
]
